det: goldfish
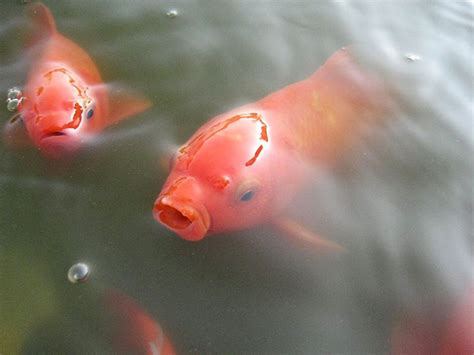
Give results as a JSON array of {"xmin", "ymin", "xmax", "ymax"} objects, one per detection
[
  {"xmin": 3, "ymin": 2, "xmax": 150, "ymax": 159},
  {"xmin": 391, "ymin": 285, "xmax": 474, "ymax": 355},
  {"xmin": 153, "ymin": 48, "xmax": 391, "ymax": 247},
  {"xmin": 104, "ymin": 289, "xmax": 176, "ymax": 355},
  {"xmin": 437, "ymin": 285, "xmax": 474, "ymax": 354}
]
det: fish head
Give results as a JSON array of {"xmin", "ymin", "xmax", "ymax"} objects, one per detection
[
  {"xmin": 154, "ymin": 111, "xmax": 296, "ymax": 241},
  {"xmin": 22, "ymin": 67, "xmax": 101, "ymax": 158}
]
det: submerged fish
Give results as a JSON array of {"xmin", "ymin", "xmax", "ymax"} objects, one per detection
[
  {"xmin": 153, "ymin": 48, "xmax": 391, "ymax": 248},
  {"xmin": 104, "ymin": 289, "xmax": 176, "ymax": 355},
  {"xmin": 3, "ymin": 2, "xmax": 151, "ymax": 158},
  {"xmin": 391, "ymin": 285, "xmax": 474, "ymax": 355}
]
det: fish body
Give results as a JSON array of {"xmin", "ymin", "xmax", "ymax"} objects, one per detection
[
  {"xmin": 438, "ymin": 286, "xmax": 474, "ymax": 354},
  {"xmin": 391, "ymin": 286, "xmax": 474, "ymax": 355},
  {"xmin": 3, "ymin": 3, "xmax": 150, "ymax": 158},
  {"xmin": 104, "ymin": 289, "xmax": 176, "ymax": 355},
  {"xmin": 154, "ymin": 48, "xmax": 390, "ymax": 243}
]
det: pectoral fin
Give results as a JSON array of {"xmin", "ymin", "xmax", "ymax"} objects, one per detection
[
  {"xmin": 159, "ymin": 154, "xmax": 172, "ymax": 173},
  {"xmin": 3, "ymin": 113, "xmax": 32, "ymax": 149},
  {"xmin": 272, "ymin": 217, "xmax": 347, "ymax": 253},
  {"xmin": 99, "ymin": 85, "xmax": 152, "ymax": 128}
]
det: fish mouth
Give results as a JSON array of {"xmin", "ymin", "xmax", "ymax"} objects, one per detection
[
  {"xmin": 38, "ymin": 130, "xmax": 79, "ymax": 158},
  {"xmin": 40, "ymin": 131, "xmax": 68, "ymax": 142},
  {"xmin": 153, "ymin": 196, "xmax": 210, "ymax": 241}
]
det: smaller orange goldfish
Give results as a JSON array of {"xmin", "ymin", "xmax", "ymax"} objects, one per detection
[
  {"xmin": 3, "ymin": 2, "xmax": 150, "ymax": 158},
  {"xmin": 391, "ymin": 285, "xmax": 474, "ymax": 355},
  {"xmin": 104, "ymin": 289, "xmax": 176, "ymax": 355}
]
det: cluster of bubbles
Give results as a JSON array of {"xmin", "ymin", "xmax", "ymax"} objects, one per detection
[{"xmin": 6, "ymin": 87, "xmax": 24, "ymax": 112}]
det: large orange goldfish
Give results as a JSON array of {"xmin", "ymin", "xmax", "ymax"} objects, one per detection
[
  {"xmin": 153, "ymin": 48, "xmax": 390, "ymax": 247},
  {"xmin": 3, "ymin": 2, "xmax": 150, "ymax": 158}
]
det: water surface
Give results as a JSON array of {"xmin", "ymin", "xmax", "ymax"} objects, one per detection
[{"xmin": 0, "ymin": 1, "xmax": 472, "ymax": 353}]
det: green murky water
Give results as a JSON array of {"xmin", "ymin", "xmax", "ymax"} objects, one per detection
[{"xmin": 1, "ymin": 1, "xmax": 472, "ymax": 353}]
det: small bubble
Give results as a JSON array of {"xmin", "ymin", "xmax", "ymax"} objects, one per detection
[
  {"xmin": 6, "ymin": 99, "xmax": 20, "ymax": 112},
  {"xmin": 67, "ymin": 263, "xmax": 90, "ymax": 284},
  {"xmin": 166, "ymin": 9, "xmax": 178, "ymax": 18},
  {"xmin": 404, "ymin": 53, "xmax": 422, "ymax": 62},
  {"xmin": 7, "ymin": 87, "xmax": 22, "ymax": 100}
]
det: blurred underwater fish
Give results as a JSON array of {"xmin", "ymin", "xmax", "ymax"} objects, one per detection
[
  {"xmin": 104, "ymin": 289, "xmax": 176, "ymax": 355},
  {"xmin": 153, "ymin": 47, "xmax": 392, "ymax": 249},
  {"xmin": 391, "ymin": 284, "xmax": 474, "ymax": 355},
  {"xmin": 2, "ymin": 2, "xmax": 151, "ymax": 159}
]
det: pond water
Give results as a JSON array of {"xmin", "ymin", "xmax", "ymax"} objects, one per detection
[{"xmin": 0, "ymin": 1, "xmax": 472, "ymax": 354}]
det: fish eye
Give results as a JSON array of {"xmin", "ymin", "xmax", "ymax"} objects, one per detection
[
  {"xmin": 240, "ymin": 190, "xmax": 255, "ymax": 201},
  {"xmin": 86, "ymin": 108, "xmax": 94, "ymax": 119},
  {"xmin": 84, "ymin": 101, "xmax": 95, "ymax": 119},
  {"xmin": 235, "ymin": 179, "xmax": 260, "ymax": 203}
]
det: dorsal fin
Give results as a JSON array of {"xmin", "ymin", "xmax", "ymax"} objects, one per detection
[{"xmin": 25, "ymin": 2, "xmax": 57, "ymax": 44}]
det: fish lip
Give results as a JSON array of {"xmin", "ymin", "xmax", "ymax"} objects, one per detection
[
  {"xmin": 39, "ymin": 130, "xmax": 68, "ymax": 143},
  {"xmin": 38, "ymin": 130, "xmax": 80, "ymax": 158},
  {"xmin": 153, "ymin": 195, "xmax": 210, "ymax": 241}
]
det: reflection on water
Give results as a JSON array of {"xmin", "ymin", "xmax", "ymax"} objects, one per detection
[{"xmin": 0, "ymin": 0, "xmax": 472, "ymax": 354}]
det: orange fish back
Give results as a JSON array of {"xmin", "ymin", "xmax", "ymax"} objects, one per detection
[{"xmin": 261, "ymin": 49, "xmax": 390, "ymax": 166}]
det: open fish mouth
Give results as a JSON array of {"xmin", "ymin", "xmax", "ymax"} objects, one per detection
[{"xmin": 153, "ymin": 196, "xmax": 211, "ymax": 241}]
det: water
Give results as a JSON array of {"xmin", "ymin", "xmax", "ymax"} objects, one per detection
[{"xmin": 1, "ymin": 0, "xmax": 472, "ymax": 354}]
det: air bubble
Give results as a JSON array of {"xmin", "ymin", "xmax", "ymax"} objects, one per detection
[
  {"xmin": 6, "ymin": 99, "xmax": 20, "ymax": 112},
  {"xmin": 166, "ymin": 9, "xmax": 178, "ymax": 18},
  {"xmin": 404, "ymin": 53, "xmax": 422, "ymax": 62},
  {"xmin": 67, "ymin": 262, "xmax": 90, "ymax": 284},
  {"xmin": 7, "ymin": 87, "xmax": 22, "ymax": 100}
]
